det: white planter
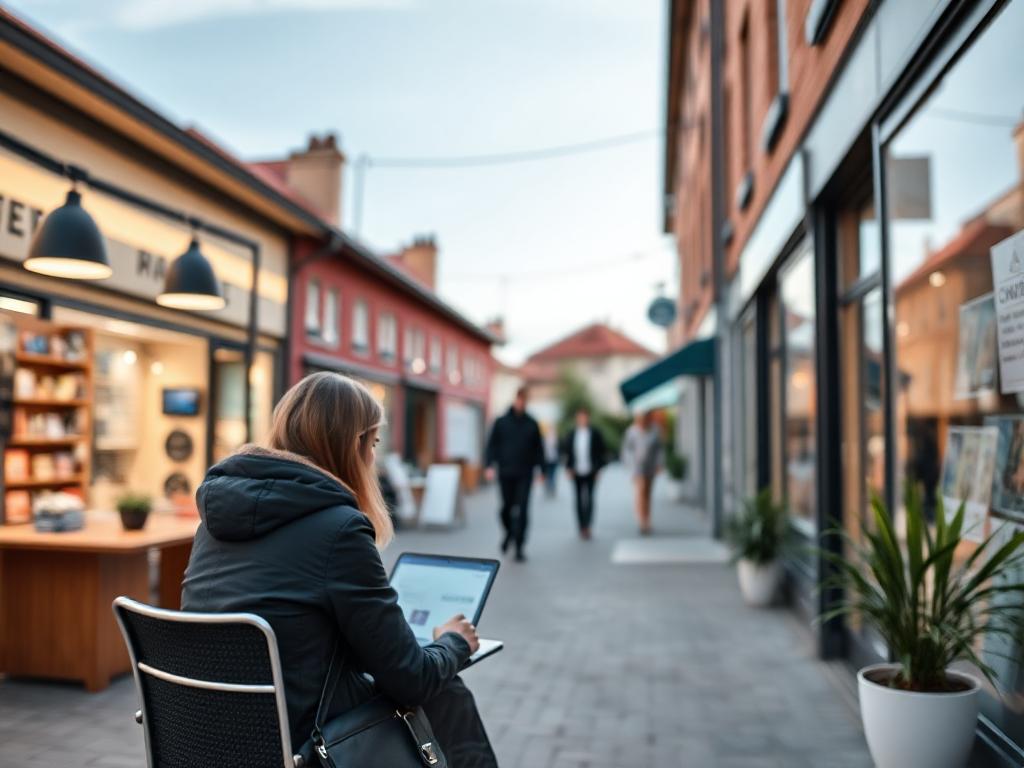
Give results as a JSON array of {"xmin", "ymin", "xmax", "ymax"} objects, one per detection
[
  {"xmin": 858, "ymin": 663, "xmax": 981, "ymax": 768},
  {"xmin": 736, "ymin": 558, "xmax": 781, "ymax": 607}
]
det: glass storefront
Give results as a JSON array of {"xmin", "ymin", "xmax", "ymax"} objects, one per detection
[{"xmin": 881, "ymin": 0, "xmax": 1024, "ymax": 744}]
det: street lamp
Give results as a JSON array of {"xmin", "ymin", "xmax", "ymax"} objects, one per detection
[{"xmin": 23, "ymin": 187, "xmax": 112, "ymax": 280}]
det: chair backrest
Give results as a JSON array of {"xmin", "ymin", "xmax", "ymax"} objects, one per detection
[{"xmin": 113, "ymin": 596, "xmax": 298, "ymax": 768}]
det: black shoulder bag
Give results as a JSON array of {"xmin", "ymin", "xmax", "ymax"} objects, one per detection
[{"xmin": 308, "ymin": 646, "xmax": 447, "ymax": 768}]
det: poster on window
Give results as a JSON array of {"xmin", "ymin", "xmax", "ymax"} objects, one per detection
[
  {"xmin": 991, "ymin": 230, "xmax": 1024, "ymax": 394},
  {"xmin": 955, "ymin": 293, "xmax": 998, "ymax": 398},
  {"xmin": 986, "ymin": 415, "xmax": 1024, "ymax": 524},
  {"xmin": 940, "ymin": 425, "xmax": 998, "ymax": 542}
]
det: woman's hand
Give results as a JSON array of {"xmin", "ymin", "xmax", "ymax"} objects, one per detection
[{"xmin": 433, "ymin": 613, "xmax": 480, "ymax": 654}]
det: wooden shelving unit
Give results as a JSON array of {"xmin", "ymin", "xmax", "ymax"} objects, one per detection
[{"xmin": 2, "ymin": 310, "xmax": 94, "ymax": 525}]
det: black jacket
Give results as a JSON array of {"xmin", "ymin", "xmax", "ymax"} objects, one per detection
[
  {"xmin": 484, "ymin": 407, "xmax": 544, "ymax": 477},
  {"xmin": 562, "ymin": 427, "xmax": 607, "ymax": 476},
  {"xmin": 181, "ymin": 446, "xmax": 469, "ymax": 751}
]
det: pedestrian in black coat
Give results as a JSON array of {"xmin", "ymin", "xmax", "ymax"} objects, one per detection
[
  {"xmin": 562, "ymin": 406, "xmax": 607, "ymax": 539},
  {"xmin": 484, "ymin": 386, "xmax": 544, "ymax": 561},
  {"xmin": 182, "ymin": 373, "xmax": 497, "ymax": 766}
]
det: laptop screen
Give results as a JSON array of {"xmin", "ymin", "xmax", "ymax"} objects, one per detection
[{"xmin": 390, "ymin": 553, "xmax": 499, "ymax": 646}]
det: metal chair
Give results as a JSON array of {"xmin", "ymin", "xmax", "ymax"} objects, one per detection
[{"xmin": 112, "ymin": 596, "xmax": 308, "ymax": 768}]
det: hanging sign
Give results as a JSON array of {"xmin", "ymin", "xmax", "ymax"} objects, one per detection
[
  {"xmin": 647, "ymin": 297, "xmax": 677, "ymax": 328},
  {"xmin": 992, "ymin": 230, "xmax": 1024, "ymax": 394}
]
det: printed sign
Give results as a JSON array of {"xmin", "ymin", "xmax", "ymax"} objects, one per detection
[
  {"xmin": 954, "ymin": 293, "xmax": 998, "ymax": 398},
  {"xmin": 991, "ymin": 230, "xmax": 1024, "ymax": 394},
  {"xmin": 940, "ymin": 425, "xmax": 998, "ymax": 543}
]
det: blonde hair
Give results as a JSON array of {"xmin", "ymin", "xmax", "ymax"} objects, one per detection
[{"xmin": 267, "ymin": 372, "xmax": 393, "ymax": 546}]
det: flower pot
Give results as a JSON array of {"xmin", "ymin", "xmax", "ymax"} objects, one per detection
[
  {"xmin": 736, "ymin": 558, "xmax": 781, "ymax": 607},
  {"xmin": 118, "ymin": 507, "xmax": 150, "ymax": 531},
  {"xmin": 858, "ymin": 663, "xmax": 981, "ymax": 768}
]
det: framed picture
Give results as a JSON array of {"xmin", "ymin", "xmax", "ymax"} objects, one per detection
[
  {"xmin": 940, "ymin": 425, "xmax": 998, "ymax": 542},
  {"xmin": 987, "ymin": 415, "xmax": 1024, "ymax": 522},
  {"xmin": 954, "ymin": 293, "xmax": 998, "ymax": 399}
]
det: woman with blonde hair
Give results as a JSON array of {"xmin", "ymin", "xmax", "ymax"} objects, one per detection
[{"xmin": 182, "ymin": 372, "xmax": 496, "ymax": 766}]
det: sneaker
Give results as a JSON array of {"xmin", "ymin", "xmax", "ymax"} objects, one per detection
[{"xmin": 514, "ymin": 551, "xmax": 527, "ymax": 562}]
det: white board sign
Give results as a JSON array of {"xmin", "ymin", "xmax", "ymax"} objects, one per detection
[
  {"xmin": 991, "ymin": 229, "xmax": 1024, "ymax": 394},
  {"xmin": 419, "ymin": 464, "xmax": 462, "ymax": 527},
  {"xmin": 383, "ymin": 453, "xmax": 417, "ymax": 522}
]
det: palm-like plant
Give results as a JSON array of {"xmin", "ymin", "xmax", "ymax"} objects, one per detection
[
  {"xmin": 726, "ymin": 488, "xmax": 788, "ymax": 565},
  {"xmin": 824, "ymin": 484, "xmax": 1024, "ymax": 692}
]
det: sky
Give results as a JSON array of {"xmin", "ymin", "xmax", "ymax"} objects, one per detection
[{"xmin": 7, "ymin": 0, "xmax": 676, "ymax": 364}]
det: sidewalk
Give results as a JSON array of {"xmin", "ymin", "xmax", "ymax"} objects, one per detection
[{"xmin": 0, "ymin": 464, "xmax": 872, "ymax": 767}]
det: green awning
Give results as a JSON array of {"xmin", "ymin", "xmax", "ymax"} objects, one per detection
[{"xmin": 619, "ymin": 337, "xmax": 715, "ymax": 407}]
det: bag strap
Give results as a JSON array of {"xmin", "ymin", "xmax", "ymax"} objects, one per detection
[{"xmin": 312, "ymin": 643, "xmax": 345, "ymax": 741}]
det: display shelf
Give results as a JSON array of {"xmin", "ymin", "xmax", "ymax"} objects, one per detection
[
  {"xmin": 4, "ymin": 475, "xmax": 84, "ymax": 490},
  {"xmin": 12, "ymin": 398, "xmax": 89, "ymax": 408},
  {"xmin": 7, "ymin": 436, "xmax": 87, "ymax": 447},
  {"xmin": 15, "ymin": 352, "xmax": 90, "ymax": 370},
  {"xmin": 2, "ymin": 310, "xmax": 94, "ymax": 525}
]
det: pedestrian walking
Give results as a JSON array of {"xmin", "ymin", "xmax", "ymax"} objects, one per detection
[
  {"xmin": 484, "ymin": 386, "xmax": 544, "ymax": 562},
  {"xmin": 541, "ymin": 422, "xmax": 560, "ymax": 498},
  {"xmin": 622, "ymin": 410, "xmax": 662, "ymax": 535},
  {"xmin": 563, "ymin": 406, "xmax": 606, "ymax": 540}
]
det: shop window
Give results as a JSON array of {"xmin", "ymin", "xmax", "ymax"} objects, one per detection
[
  {"xmin": 378, "ymin": 312, "xmax": 397, "ymax": 361},
  {"xmin": 738, "ymin": 308, "xmax": 758, "ymax": 499},
  {"xmin": 305, "ymin": 280, "xmax": 321, "ymax": 337},
  {"xmin": 779, "ymin": 241, "xmax": 817, "ymax": 532},
  {"xmin": 352, "ymin": 300, "xmax": 369, "ymax": 354},
  {"xmin": 322, "ymin": 288, "xmax": 339, "ymax": 346},
  {"xmin": 883, "ymin": 0, "xmax": 1024, "ymax": 739},
  {"xmin": 430, "ymin": 337, "xmax": 442, "ymax": 375}
]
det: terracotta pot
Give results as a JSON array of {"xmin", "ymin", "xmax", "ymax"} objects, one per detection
[{"xmin": 858, "ymin": 663, "xmax": 981, "ymax": 768}]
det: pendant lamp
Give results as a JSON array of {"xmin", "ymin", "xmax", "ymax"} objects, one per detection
[
  {"xmin": 157, "ymin": 236, "xmax": 226, "ymax": 311},
  {"xmin": 23, "ymin": 189, "xmax": 112, "ymax": 280}
]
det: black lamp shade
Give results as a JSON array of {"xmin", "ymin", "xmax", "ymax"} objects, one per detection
[
  {"xmin": 23, "ymin": 189, "xmax": 112, "ymax": 280},
  {"xmin": 157, "ymin": 238, "xmax": 226, "ymax": 311}
]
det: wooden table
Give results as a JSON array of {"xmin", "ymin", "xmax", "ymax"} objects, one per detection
[{"xmin": 0, "ymin": 512, "xmax": 199, "ymax": 691}]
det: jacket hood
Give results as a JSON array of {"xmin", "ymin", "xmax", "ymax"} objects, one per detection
[{"xmin": 196, "ymin": 444, "xmax": 358, "ymax": 542}]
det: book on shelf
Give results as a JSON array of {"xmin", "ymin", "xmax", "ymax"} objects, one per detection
[
  {"xmin": 4, "ymin": 490, "xmax": 31, "ymax": 524},
  {"xmin": 4, "ymin": 449, "xmax": 29, "ymax": 481}
]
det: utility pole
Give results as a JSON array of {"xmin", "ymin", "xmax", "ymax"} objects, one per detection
[{"xmin": 352, "ymin": 153, "xmax": 370, "ymax": 234}]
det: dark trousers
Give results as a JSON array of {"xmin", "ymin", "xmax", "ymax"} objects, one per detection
[
  {"xmin": 422, "ymin": 676, "xmax": 498, "ymax": 768},
  {"xmin": 573, "ymin": 473, "xmax": 596, "ymax": 531},
  {"xmin": 498, "ymin": 473, "xmax": 532, "ymax": 552}
]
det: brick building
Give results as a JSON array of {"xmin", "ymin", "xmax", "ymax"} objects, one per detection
[
  {"xmin": 657, "ymin": 0, "xmax": 1024, "ymax": 761},
  {"xmin": 254, "ymin": 141, "xmax": 495, "ymax": 474}
]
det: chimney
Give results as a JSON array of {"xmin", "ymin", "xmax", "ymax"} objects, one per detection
[
  {"xmin": 395, "ymin": 235, "xmax": 438, "ymax": 290},
  {"xmin": 484, "ymin": 317, "xmax": 506, "ymax": 344},
  {"xmin": 286, "ymin": 133, "xmax": 345, "ymax": 226}
]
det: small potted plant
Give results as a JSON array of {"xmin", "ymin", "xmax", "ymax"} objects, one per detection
[
  {"xmin": 823, "ymin": 485, "xmax": 1024, "ymax": 768},
  {"xmin": 117, "ymin": 492, "xmax": 152, "ymax": 531},
  {"xmin": 725, "ymin": 488, "xmax": 788, "ymax": 607}
]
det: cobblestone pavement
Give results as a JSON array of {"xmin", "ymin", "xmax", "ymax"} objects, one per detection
[{"xmin": 0, "ymin": 464, "xmax": 874, "ymax": 767}]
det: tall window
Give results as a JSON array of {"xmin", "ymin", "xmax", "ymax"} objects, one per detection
[
  {"xmin": 322, "ymin": 288, "xmax": 339, "ymax": 345},
  {"xmin": 780, "ymin": 241, "xmax": 817, "ymax": 532},
  {"xmin": 430, "ymin": 337, "xmax": 442, "ymax": 375},
  {"xmin": 403, "ymin": 326, "xmax": 414, "ymax": 365},
  {"xmin": 407, "ymin": 328, "xmax": 426, "ymax": 374},
  {"xmin": 352, "ymin": 300, "xmax": 369, "ymax": 353},
  {"xmin": 378, "ymin": 312, "xmax": 397, "ymax": 361},
  {"xmin": 305, "ymin": 280, "xmax": 320, "ymax": 337},
  {"xmin": 446, "ymin": 345, "xmax": 460, "ymax": 384}
]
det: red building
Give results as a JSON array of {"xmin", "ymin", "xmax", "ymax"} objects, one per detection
[{"xmin": 252, "ymin": 139, "xmax": 496, "ymax": 473}]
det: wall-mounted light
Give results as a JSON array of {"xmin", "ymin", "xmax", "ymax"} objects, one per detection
[
  {"xmin": 157, "ymin": 232, "xmax": 225, "ymax": 311},
  {"xmin": 150, "ymin": 361, "xmax": 164, "ymax": 375},
  {"xmin": 122, "ymin": 349, "xmax": 138, "ymax": 366},
  {"xmin": 411, "ymin": 358, "xmax": 427, "ymax": 375},
  {"xmin": 23, "ymin": 188, "xmax": 112, "ymax": 280},
  {"xmin": 929, "ymin": 271, "xmax": 947, "ymax": 288}
]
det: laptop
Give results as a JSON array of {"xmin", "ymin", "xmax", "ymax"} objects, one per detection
[{"xmin": 389, "ymin": 552, "xmax": 503, "ymax": 668}]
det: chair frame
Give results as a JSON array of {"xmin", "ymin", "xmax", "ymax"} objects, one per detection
[{"xmin": 112, "ymin": 596, "xmax": 300, "ymax": 768}]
